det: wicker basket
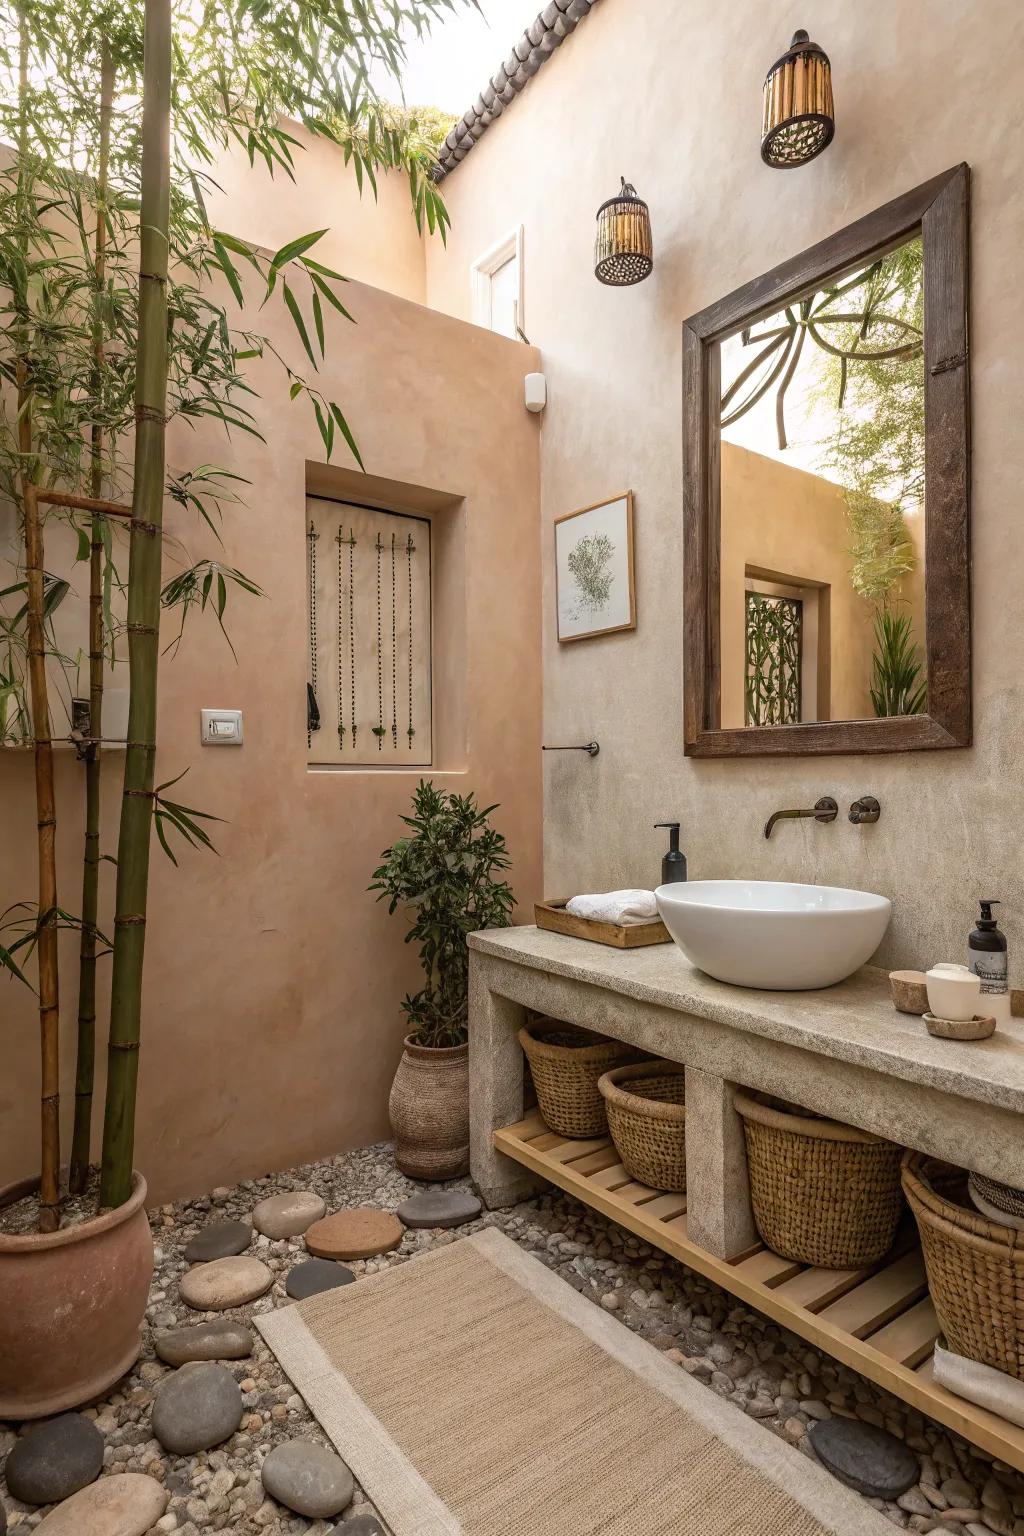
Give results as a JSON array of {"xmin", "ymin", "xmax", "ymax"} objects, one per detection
[
  {"xmin": 904, "ymin": 1152, "xmax": 1024, "ymax": 1378},
  {"xmin": 519, "ymin": 1023, "xmax": 641, "ymax": 1138},
  {"xmin": 598, "ymin": 1061, "xmax": 687, "ymax": 1191},
  {"xmin": 734, "ymin": 1091, "xmax": 903, "ymax": 1268}
]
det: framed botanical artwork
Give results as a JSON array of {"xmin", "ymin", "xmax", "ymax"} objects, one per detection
[{"xmin": 554, "ymin": 491, "xmax": 636, "ymax": 643}]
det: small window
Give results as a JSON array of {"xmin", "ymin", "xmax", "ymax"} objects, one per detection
[
  {"xmin": 305, "ymin": 497, "xmax": 432, "ymax": 767},
  {"xmin": 471, "ymin": 227, "xmax": 524, "ymax": 340}
]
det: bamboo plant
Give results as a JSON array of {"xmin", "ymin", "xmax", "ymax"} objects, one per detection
[{"xmin": 0, "ymin": 0, "xmax": 469, "ymax": 1224}]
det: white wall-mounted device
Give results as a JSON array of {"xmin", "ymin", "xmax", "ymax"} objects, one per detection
[
  {"xmin": 524, "ymin": 371, "xmax": 547, "ymax": 414},
  {"xmin": 201, "ymin": 708, "xmax": 243, "ymax": 745}
]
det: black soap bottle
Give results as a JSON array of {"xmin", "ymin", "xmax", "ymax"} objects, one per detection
[
  {"xmin": 655, "ymin": 823, "xmax": 687, "ymax": 886},
  {"xmin": 968, "ymin": 899, "xmax": 1009, "ymax": 1022}
]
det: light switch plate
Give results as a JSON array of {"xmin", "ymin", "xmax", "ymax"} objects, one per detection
[{"xmin": 201, "ymin": 708, "xmax": 243, "ymax": 745}]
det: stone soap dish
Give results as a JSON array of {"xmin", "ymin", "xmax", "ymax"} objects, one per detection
[
  {"xmin": 923, "ymin": 1011, "xmax": 997, "ymax": 1041},
  {"xmin": 889, "ymin": 970, "xmax": 929, "ymax": 1015}
]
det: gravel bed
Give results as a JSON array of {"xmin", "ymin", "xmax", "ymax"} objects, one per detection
[{"xmin": 3, "ymin": 1141, "xmax": 1024, "ymax": 1534}]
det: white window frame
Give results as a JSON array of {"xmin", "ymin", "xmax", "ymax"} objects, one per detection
[{"xmin": 470, "ymin": 225, "xmax": 524, "ymax": 339}]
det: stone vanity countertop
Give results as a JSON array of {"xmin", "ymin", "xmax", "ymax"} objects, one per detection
[{"xmin": 469, "ymin": 926, "xmax": 1024, "ymax": 1115}]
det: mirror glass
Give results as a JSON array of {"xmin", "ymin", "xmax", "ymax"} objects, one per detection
[{"xmin": 718, "ymin": 235, "xmax": 925, "ymax": 729}]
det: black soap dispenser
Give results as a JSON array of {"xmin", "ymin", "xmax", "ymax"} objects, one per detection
[
  {"xmin": 969, "ymin": 899, "xmax": 1009, "ymax": 1022},
  {"xmin": 655, "ymin": 823, "xmax": 687, "ymax": 886}
]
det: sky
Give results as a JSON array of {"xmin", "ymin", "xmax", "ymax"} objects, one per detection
[{"xmin": 370, "ymin": 0, "xmax": 546, "ymax": 113}]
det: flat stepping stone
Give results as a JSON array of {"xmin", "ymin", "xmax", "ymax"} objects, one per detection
[
  {"xmin": 305, "ymin": 1208, "xmax": 404, "ymax": 1261},
  {"xmin": 180, "ymin": 1254, "xmax": 273, "ymax": 1310},
  {"xmin": 184, "ymin": 1219, "xmax": 252, "ymax": 1263},
  {"xmin": 396, "ymin": 1189, "xmax": 482, "ymax": 1229},
  {"xmin": 262, "ymin": 1440, "xmax": 354, "ymax": 1518},
  {"xmin": 286, "ymin": 1258, "xmax": 356, "ymax": 1300},
  {"xmin": 151, "ymin": 1362, "xmax": 243, "ymax": 1454},
  {"xmin": 808, "ymin": 1418, "xmax": 918, "ymax": 1500},
  {"xmin": 331, "ymin": 1518, "xmax": 384, "ymax": 1535},
  {"xmin": 33, "ymin": 1474, "xmax": 168, "ymax": 1536},
  {"xmin": 253, "ymin": 1190, "xmax": 326, "ymax": 1239},
  {"xmin": 5, "ymin": 1413, "xmax": 103, "ymax": 1506},
  {"xmin": 154, "ymin": 1320, "xmax": 254, "ymax": 1366}
]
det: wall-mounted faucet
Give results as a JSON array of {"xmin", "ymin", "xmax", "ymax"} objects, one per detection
[
  {"xmin": 764, "ymin": 796, "xmax": 838, "ymax": 840},
  {"xmin": 849, "ymin": 795, "xmax": 881, "ymax": 825}
]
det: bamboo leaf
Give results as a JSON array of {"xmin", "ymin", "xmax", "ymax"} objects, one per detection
[
  {"xmin": 270, "ymin": 229, "xmax": 327, "ymax": 270},
  {"xmin": 283, "ymin": 282, "xmax": 317, "ymax": 370},
  {"xmin": 212, "ymin": 240, "xmax": 244, "ymax": 306},
  {"xmin": 330, "ymin": 402, "xmax": 364, "ymax": 470}
]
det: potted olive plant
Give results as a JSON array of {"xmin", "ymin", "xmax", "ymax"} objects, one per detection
[{"xmin": 372, "ymin": 781, "xmax": 514, "ymax": 1178}]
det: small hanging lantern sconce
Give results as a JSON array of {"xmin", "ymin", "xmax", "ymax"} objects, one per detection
[
  {"xmin": 761, "ymin": 29, "xmax": 834, "ymax": 169},
  {"xmin": 594, "ymin": 178, "xmax": 653, "ymax": 286}
]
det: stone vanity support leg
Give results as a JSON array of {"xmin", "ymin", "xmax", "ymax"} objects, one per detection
[
  {"xmin": 469, "ymin": 967, "xmax": 545, "ymax": 1209},
  {"xmin": 684, "ymin": 1067, "xmax": 759, "ymax": 1260}
]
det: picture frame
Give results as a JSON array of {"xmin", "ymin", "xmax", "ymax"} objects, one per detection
[{"xmin": 554, "ymin": 491, "xmax": 636, "ymax": 643}]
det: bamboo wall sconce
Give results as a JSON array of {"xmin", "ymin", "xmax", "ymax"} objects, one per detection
[
  {"xmin": 761, "ymin": 29, "xmax": 835, "ymax": 169},
  {"xmin": 594, "ymin": 178, "xmax": 653, "ymax": 286}
]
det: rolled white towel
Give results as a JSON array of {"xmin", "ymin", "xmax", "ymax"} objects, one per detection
[
  {"xmin": 565, "ymin": 889, "xmax": 658, "ymax": 926},
  {"xmin": 933, "ymin": 1340, "xmax": 1024, "ymax": 1429}
]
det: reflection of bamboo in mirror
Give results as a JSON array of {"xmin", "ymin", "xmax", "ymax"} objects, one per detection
[
  {"xmin": 721, "ymin": 255, "xmax": 924, "ymax": 450},
  {"xmin": 307, "ymin": 521, "xmax": 319, "ymax": 748},
  {"xmin": 407, "ymin": 533, "xmax": 415, "ymax": 747},
  {"xmin": 374, "ymin": 532, "xmax": 384, "ymax": 748},
  {"xmin": 390, "ymin": 532, "xmax": 398, "ymax": 750}
]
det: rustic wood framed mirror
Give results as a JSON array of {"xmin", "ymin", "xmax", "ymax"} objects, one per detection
[{"xmin": 683, "ymin": 164, "xmax": 970, "ymax": 757}]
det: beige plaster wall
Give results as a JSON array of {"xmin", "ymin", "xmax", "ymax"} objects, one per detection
[
  {"xmin": 204, "ymin": 120, "xmax": 427, "ymax": 303},
  {"xmin": 0, "ymin": 278, "xmax": 541, "ymax": 1202},
  {"xmin": 720, "ymin": 444, "xmax": 877, "ymax": 728},
  {"xmin": 426, "ymin": 0, "xmax": 1024, "ymax": 974}
]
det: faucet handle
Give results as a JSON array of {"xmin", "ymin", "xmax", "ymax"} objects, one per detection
[{"xmin": 849, "ymin": 795, "xmax": 881, "ymax": 825}]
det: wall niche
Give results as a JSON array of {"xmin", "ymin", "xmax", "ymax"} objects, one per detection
[{"xmin": 306, "ymin": 495, "xmax": 432, "ymax": 767}]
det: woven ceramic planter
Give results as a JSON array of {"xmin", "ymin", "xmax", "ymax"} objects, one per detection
[
  {"xmin": 389, "ymin": 1038, "xmax": 469, "ymax": 1180},
  {"xmin": 904, "ymin": 1153, "xmax": 1024, "ymax": 1378},
  {"xmin": 520, "ymin": 1022, "xmax": 643, "ymax": 1139},
  {"xmin": 599, "ymin": 1061, "xmax": 687, "ymax": 1191},
  {"xmin": 734, "ymin": 1092, "xmax": 903, "ymax": 1269},
  {"xmin": 0, "ymin": 1170, "xmax": 153, "ymax": 1418}
]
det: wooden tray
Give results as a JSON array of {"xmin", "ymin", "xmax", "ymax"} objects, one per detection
[{"xmin": 535, "ymin": 899, "xmax": 671, "ymax": 950}]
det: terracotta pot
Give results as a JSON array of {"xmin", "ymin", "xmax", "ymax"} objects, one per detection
[
  {"xmin": 388, "ymin": 1037, "xmax": 469, "ymax": 1180},
  {"xmin": 0, "ymin": 1170, "xmax": 153, "ymax": 1418}
]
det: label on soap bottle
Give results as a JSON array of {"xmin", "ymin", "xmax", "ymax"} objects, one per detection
[{"xmin": 970, "ymin": 952, "xmax": 1009, "ymax": 995}]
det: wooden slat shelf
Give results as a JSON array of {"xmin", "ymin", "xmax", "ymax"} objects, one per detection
[{"xmin": 494, "ymin": 1113, "xmax": 1024, "ymax": 1473}]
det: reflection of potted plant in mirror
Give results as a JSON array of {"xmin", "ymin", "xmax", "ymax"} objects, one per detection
[
  {"xmin": 371, "ymin": 782, "xmax": 514, "ymax": 1178},
  {"xmin": 870, "ymin": 608, "xmax": 926, "ymax": 718}
]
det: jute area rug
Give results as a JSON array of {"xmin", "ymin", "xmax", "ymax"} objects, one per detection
[{"xmin": 256, "ymin": 1227, "xmax": 894, "ymax": 1536}]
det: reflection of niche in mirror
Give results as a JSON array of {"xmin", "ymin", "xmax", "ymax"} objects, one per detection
[{"xmin": 719, "ymin": 235, "xmax": 926, "ymax": 728}]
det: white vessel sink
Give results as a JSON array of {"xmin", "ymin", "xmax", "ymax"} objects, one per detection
[{"xmin": 655, "ymin": 880, "xmax": 891, "ymax": 991}]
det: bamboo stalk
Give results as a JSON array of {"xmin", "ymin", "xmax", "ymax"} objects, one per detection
[
  {"xmin": 71, "ymin": 41, "xmax": 114, "ymax": 1196},
  {"xmin": 99, "ymin": 0, "xmax": 171, "ymax": 1210},
  {"xmin": 23, "ymin": 479, "xmax": 61, "ymax": 1232},
  {"xmin": 36, "ymin": 488, "xmax": 131, "ymax": 518},
  {"xmin": 17, "ymin": 10, "xmax": 61, "ymax": 1233}
]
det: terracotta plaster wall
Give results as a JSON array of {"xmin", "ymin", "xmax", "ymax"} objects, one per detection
[
  {"xmin": 203, "ymin": 121, "xmax": 427, "ymax": 303},
  {"xmin": 425, "ymin": 0, "xmax": 1024, "ymax": 973},
  {"xmin": 719, "ymin": 444, "xmax": 878, "ymax": 728},
  {"xmin": 0, "ymin": 279, "xmax": 541, "ymax": 1202}
]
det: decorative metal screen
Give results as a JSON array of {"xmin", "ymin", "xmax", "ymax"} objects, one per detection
[
  {"xmin": 306, "ymin": 497, "xmax": 432, "ymax": 766},
  {"xmin": 745, "ymin": 591, "xmax": 802, "ymax": 726}
]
